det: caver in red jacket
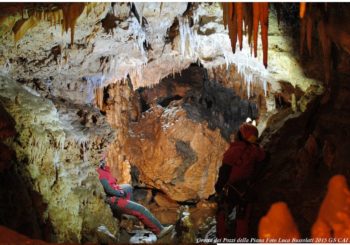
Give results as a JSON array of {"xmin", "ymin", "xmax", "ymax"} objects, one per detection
[{"xmin": 215, "ymin": 123, "xmax": 265, "ymax": 239}]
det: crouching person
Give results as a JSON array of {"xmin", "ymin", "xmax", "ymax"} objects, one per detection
[{"xmin": 97, "ymin": 157, "xmax": 173, "ymax": 238}]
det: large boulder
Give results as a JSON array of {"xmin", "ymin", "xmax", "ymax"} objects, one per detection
[{"xmin": 125, "ymin": 102, "xmax": 228, "ymax": 202}]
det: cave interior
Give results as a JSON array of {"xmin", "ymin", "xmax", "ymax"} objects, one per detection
[{"xmin": 1, "ymin": 2, "xmax": 350, "ymax": 244}]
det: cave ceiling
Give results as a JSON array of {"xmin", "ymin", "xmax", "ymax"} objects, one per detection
[{"xmin": 0, "ymin": 2, "xmax": 326, "ymax": 99}]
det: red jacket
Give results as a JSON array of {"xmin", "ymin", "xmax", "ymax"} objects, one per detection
[
  {"xmin": 215, "ymin": 140, "xmax": 265, "ymax": 193},
  {"xmin": 223, "ymin": 141, "xmax": 265, "ymax": 183},
  {"xmin": 97, "ymin": 166, "xmax": 123, "ymax": 193}
]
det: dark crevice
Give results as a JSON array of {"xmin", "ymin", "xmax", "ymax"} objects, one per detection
[
  {"xmin": 158, "ymin": 95, "xmax": 182, "ymax": 107},
  {"xmin": 136, "ymin": 65, "xmax": 259, "ymax": 141}
]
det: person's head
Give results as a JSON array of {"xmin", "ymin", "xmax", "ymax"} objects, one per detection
[
  {"xmin": 99, "ymin": 152, "xmax": 107, "ymax": 169},
  {"xmin": 238, "ymin": 122, "xmax": 259, "ymax": 144}
]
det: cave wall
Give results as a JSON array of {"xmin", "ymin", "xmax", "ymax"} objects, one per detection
[
  {"xmin": 0, "ymin": 76, "xmax": 118, "ymax": 243},
  {"xmin": 250, "ymin": 3, "xmax": 350, "ymax": 239}
]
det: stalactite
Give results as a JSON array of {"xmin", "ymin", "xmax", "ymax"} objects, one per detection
[
  {"xmin": 259, "ymin": 3, "xmax": 269, "ymax": 68},
  {"xmin": 236, "ymin": 3, "xmax": 243, "ymax": 50},
  {"xmin": 222, "ymin": 3, "xmax": 229, "ymax": 28},
  {"xmin": 231, "ymin": 4, "xmax": 238, "ymax": 54},
  {"xmin": 60, "ymin": 3, "xmax": 85, "ymax": 46},
  {"xmin": 299, "ymin": 3, "xmax": 334, "ymax": 84},
  {"xmin": 7, "ymin": 3, "xmax": 86, "ymax": 45},
  {"xmin": 300, "ymin": 3, "xmax": 307, "ymax": 19},
  {"xmin": 274, "ymin": 3, "xmax": 281, "ymax": 26},
  {"xmin": 243, "ymin": 3, "xmax": 253, "ymax": 45},
  {"xmin": 252, "ymin": 3, "xmax": 260, "ymax": 58},
  {"xmin": 227, "ymin": 3, "xmax": 237, "ymax": 53}
]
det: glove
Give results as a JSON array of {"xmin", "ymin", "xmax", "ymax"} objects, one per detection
[{"xmin": 116, "ymin": 190, "xmax": 126, "ymax": 198}]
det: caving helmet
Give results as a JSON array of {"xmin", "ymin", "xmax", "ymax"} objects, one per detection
[{"xmin": 239, "ymin": 122, "xmax": 259, "ymax": 144}]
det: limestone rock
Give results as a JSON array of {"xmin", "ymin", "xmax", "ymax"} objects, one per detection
[
  {"xmin": 154, "ymin": 193, "xmax": 180, "ymax": 208},
  {"xmin": 125, "ymin": 103, "xmax": 228, "ymax": 202},
  {"xmin": 0, "ymin": 76, "xmax": 118, "ymax": 243}
]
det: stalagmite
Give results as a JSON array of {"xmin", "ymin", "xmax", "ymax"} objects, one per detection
[
  {"xmin": 312, "ymin": 175, "xmax": 350, "ymax": 239},
  {"xmin": 258, "ymin": 202, "xmax": 301, "ymax": 240}
]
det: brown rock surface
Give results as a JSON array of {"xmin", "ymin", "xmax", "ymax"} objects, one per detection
[
  {"xmin": 125, "ymin": 103, "xmax": 228, "ymax": 202},
  {"xmin": 154, "ymin": 193, "xmax": 180, "ymax": 208}
]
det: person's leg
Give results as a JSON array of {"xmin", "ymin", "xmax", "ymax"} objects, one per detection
[
  {"xmin": 119, "ymin": 184, "xmax": 133, "ymax": 200},
  {"xmin": 235, "ymin": 203, "xmax": 251, "ymax": 238},
  {"xmin": 110, "ymin": 197, "xmax": 164, "ymax": 235},
  {"xmin": 216, "ymin": 209, "xmax": 227, "ymax": 239}
]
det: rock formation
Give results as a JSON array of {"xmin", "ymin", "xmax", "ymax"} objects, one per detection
[
  {"xmin": 0, "ymin": 76, "xmax": 118, "ymax": 243},
  {"xmin": 126, "ymin": 103, "xmax": 227, "ymax": 201}
]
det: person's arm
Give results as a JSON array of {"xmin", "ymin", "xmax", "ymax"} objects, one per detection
[
  {"xmin": 252, "ymin": 148, "xmax": 269, "ymax": 181},
  {"xmin": 215, "ymin": 163, "xmax": 232, "ymax": 194},
  {"xmin": 100, "ymin": 179, "xmax": 125, "ymax": 197}
]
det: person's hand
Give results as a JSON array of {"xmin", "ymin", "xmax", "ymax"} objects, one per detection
[{"xmin": 117, "ymin": 190, "xmax": 126, "ymax": 198}]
